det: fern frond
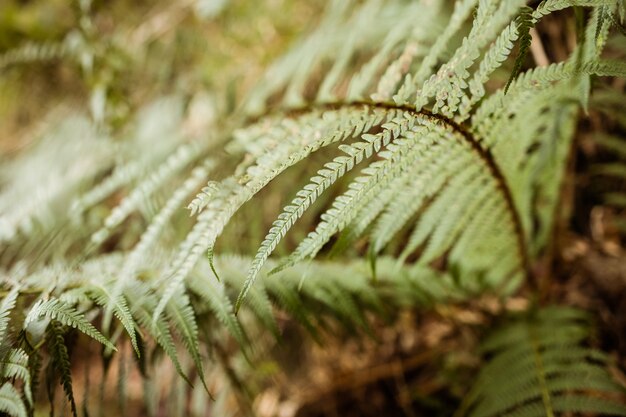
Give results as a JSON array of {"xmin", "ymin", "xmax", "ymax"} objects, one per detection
[
  {"xmin": 47, "ymin": 320, "xmax": 78, "ymax": 417},
  {"xmin": 0, "ymin": 286, "xmax": 19, "ymax": 348},
  {"xmin": 240, "ymin": 109, "xmax": 410, "ymax": 311},
  {"xmin": 274, "ymin": 123, "xmax": 435, "ymax": 273},
  {"xmin": 394, "ymin": 0, "xmax": 478, "ymax": 103},
  {"xmin": 1, "ymin": 1, "xmax": 625, "ymax": 413},
  {"xmin": 187, "ymin": 271, "xmax": 247, "ymax": 346},
  {"xmin": 102, "ymin": 163, "xmax": 214, "ymax": 332},
  {"xmin": 262, "ymin": 104, "xmax": 528, "ymax": 305},
  {"xmin": 187, "ymin": 180, "xmax": 219, "ymax": 217},
  {"xmin": 165, "ymin": 292, "xmax": 209, "ymax": 394},
  {"xmin": 159, "ymin": 106, "xmax": 393, "ymax": 317},
  {"xmin": 505, "ymin": 7, "xmax": 534, "ymax": 94},
  {"xmin": 460, "ymin": 307, "xmax": 626, "ymax": 417},
  {"xmin": 90, "ymin": 142, "xmax": 206, "ymax": 247},
  {"xmin": 123, "ymin": 280, "xmax": 192, "ymax": 386},
  {"xmin": 88, "ymin": 285, "xmax": 140, "ymax": 356},
  {"xmin": 0, "ymin": 382, "xmax": 27, "ymax": 417},
  {"xmin": 1, "ymin": 348, "xmax": 32, "ymax": 406},
  {"xmin": 0, "ymin": 40, "xmax": 68, "ymax": 70},
  {"xmin": 24, "ymin": 299, "xmax": 116, "ymax": 351},
  {"xmin": 414, "ymin": 0, "xmax": 527, "ymax": 116}
]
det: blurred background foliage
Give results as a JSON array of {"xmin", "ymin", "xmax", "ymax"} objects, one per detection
[
  {"xmin": 1, "ymin": 1, "xmax": 626, "ymax": 416},
  {"xmin": 0, "ymin": 0, "xmax": 318, "ymax": 147}
]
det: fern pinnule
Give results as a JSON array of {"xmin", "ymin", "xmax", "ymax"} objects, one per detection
[
  {"xmin": 329, "ymin": 179, "xmax": 400, "ymax": 257},
  {"xmin": 123, "ymin": 280, "xmax": 193, "ymax": 386},
  {"xmin": 394, "ymin": 0, "xmax": 478, "ymax": 104},
  {"xmin": 24, "ymin": 299, "xmax": 116, "ymax": 351},
  {"xmin": 0, "ymin": 382, "xmax": 27, "ymax": 417},
  {"xmin": 594, "ymin": 133, "xmax": 626, "ymax": 157},
  {"xmin": 1, "ymin": 348, "xmax": 32, "ymax": 406},
  {"xmin": 534, "ymin": 0, "xmax": 619, "ymax": 19},
  {"xmin": 187, "ymin": 271, "xmax": 247, "ymax": 347},
  {"xmin": 0, "ymin": 39, "xmax": 68, "ymax": 70},
  {"xmin": 418, "ymin": 172, "xmax": 497, "ymax": 265},
  {"xmin": 104, "ymin": 163, "xmax": 214, "ymax": 340},
  {"xmin": 117, "ymin": 346, "xmax": 129, "ymax": 415},
  {"xmin": 397, "ymin": 149, "xmax": 482, "ymax": 262},
  {"xmin": 165, "ymin": 291, "xmax": 210, "ymax": 395},
  {"xmin": 90, "ymin": 142, "xmax": 205, "ymax": 247},
  {"xmin": 187, "ymin": 180, "xmax": 219, "ymax": 217},
  {"xmin": 504, "ymin": 7, "xmax": 534, "ymax": 94},
  {"xmin": 0, "ymin": 287, "xmax": 19, "ymax": 348},
  {"xmin": 48, "ymin": 320, "xmax": 78, "ymax": 417},
  {"xmin": 89, "ymin": 284, "xmax": 140, "ymax": 356},
  {"xmin": 369, "ymin": 141, "xmax": 454, "ymax": 256}
]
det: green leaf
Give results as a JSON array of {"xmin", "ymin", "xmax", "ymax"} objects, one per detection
[
  {"xmin": 0, "ymin": 383, "xmax": 27, "ymax": 417},
  {"xmin": 25, "ymin": 299, "xmax": 116, "ymax": 351}
]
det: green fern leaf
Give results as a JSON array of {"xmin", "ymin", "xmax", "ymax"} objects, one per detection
[
  {"xmin": 212, "ymin": 256, "xmax": 279, "ymax": 337},
  {"xmin": 460, "ymin": 306, "xmax": 626, "ymax": 417},
  {"xmin": 89, "ymin": 285, "xmax": 140, "ymax": 356},
  {"xmin": 90, "ymin": 142, "xmax": 205, "ymax": 248},
  {"xmin": 0, "ymin": 286, "xmax": 19, "ymax": 348},
  {"xmin": 0, "ymin": 382, "xmax": 27, "ymax": 417},
  {"xmin": 24, "ymin": 299, "xmax": 116, "ymax": 351},
  {"xmin": 165, "ymin": 292, "xmax": 210, "ymax": 395},
  {"xmin": 1, "ymin": 348, "xmax": 32, "ymax": 405},
  {"xmin": 124, "ymin": 281, "xmax": 192, "ymax": 386},
  {"xmin": 505, "ymin": 7, "xmax": 534, "ymax": 93},
  {"xmin": 47, "ymin": 320, "xmax": 78, "ymax": 417},
  {"xmin": 238, "ymin": 111, "xmax": 409, "ymax": 311},
  {"xmin": 188, "ymin": 272, "xmax": 247, "ymax": 346},
  {"xmin": 187, "ymin": 180, "xmax": 219, "ymax": 217}
]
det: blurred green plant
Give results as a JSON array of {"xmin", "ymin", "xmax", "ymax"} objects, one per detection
[{"xmin": 1, "ymin": 0, "xmax": 626, "ymax": 416}]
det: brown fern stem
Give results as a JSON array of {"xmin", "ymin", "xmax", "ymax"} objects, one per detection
[{"xmin": 249, "ymin": 100, "xmax": 532, "ymax": 286}]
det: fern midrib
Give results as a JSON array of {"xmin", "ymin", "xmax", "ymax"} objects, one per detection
[{"xmin": 529, "ymin": 324, "xmax": 555, "ymax": 417}]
